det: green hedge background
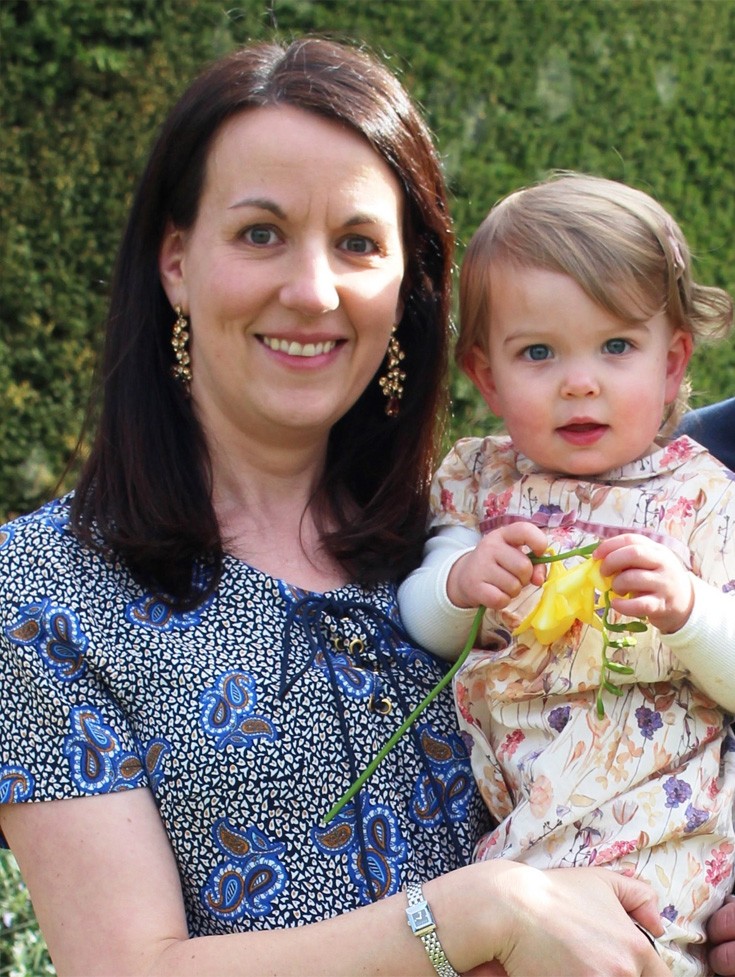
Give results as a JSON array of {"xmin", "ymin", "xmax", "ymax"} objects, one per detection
[
  {"xmin": 1, "ymin": 0, "xmax": 734, "ymax": 971},
  {"xmin": 2, "ymin": 0, "xmax": 735, "ymax": 527}
]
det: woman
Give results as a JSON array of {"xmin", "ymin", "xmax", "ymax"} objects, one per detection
[
  {"xmin": 677, "ymin": 396, "xmax": 735, "ymax": 470},
  {"xmin": 0, "ymin": 37, "xmax": 687, "ymax": 976}
]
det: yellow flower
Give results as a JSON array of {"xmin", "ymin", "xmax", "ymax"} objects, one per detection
[{"xmin": 513, "ymin": 553, "xmax": 612, "ymax": 644}]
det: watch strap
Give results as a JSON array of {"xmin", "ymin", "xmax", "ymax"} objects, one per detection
[{"xmin": 405, "ymin": 881, "xmax": 460, "ymax": 977}]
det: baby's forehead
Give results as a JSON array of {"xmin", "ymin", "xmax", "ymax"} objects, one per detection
[{"xmin": 483, "ymin": 245, "xmax": 664, "ymax": 326}]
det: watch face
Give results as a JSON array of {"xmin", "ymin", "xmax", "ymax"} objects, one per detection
[{"xmin": 407, "ymin": 902, "xmax": 434, "ymax": 933}]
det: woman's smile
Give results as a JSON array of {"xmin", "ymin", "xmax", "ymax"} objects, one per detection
[{"xmin": 259, "ymin": 335, "xmax": 341, "ymax": 358}]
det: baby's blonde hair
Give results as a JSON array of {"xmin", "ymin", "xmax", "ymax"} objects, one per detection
[{"xmin": 458, "ymin": 172, "xmax": 733, "ymax": 431}]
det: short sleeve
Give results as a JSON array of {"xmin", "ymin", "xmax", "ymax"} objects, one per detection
[
  {"xmin": 427, "ymin": 437, "xmax": 486, "ymax": 532},
  {"xmin": 0, "ymin": 502, "xmax": 148, "ymax": 840},
  {"xmin": 428, "ymin": 435, "xmax": 516, "ymax": 533}
]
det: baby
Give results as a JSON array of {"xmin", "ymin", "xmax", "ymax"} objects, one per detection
[{"xmin": 399, "ymin": 173, "xmax": 735, "ymax": 976}]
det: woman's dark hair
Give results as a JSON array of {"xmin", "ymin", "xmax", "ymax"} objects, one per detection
[{"xmin": 72, "ymin": 37, "xmax": 453, "ymax": 607}]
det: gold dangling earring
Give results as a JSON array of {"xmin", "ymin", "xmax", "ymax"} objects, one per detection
[
  {"xmin": 171, "ymin": 306, "xmax": 192, "ymax": 394},
  {"xmin": 378, "ymin": 325, "xmax": 406, "ymax": 417}
]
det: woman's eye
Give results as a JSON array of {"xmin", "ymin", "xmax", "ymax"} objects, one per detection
[
  {"xmin": 339, "ymin": 235, "xmax": 379, "ymax": 255},
  {"xmin": 522, "ymin": 344, "xmax": 552, "ymax": 361},
  {"xmin": 604, "ymin": 338, "xmax": 631, "ymax": 355},
  {"xmin": 243, "ymin": 226, "xmax": 279, "ymax": 246}
]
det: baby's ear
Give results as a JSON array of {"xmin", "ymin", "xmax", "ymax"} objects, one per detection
[
  {"xmin": 664, "ymin": 329, "xmax": 694, "ymax": 404},
  {"xmin": 462, "ymin": 344, "xmax": 504, "ymax": 417}
]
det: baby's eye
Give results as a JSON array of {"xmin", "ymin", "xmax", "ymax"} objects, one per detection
[
  {"xmin": 338, "ymin": 235, "xmax": 380, "ymax": 255},
  {"xmin": 522, "ymin": 344, "xmax": 552, "ymax": 361},
  {"xmin": 604, "ymin": 338, "xmax": 631, "ymax": 355},
  {"xmin": 242, "ymin": 225, "xmax": 280, "ymax": 246}
]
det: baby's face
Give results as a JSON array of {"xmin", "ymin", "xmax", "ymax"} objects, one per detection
[{"xmin": 464, "ymin": 264, "xmax": 691, "ymax": 476}]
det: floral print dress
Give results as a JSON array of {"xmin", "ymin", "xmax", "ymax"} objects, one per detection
[{"xmin": 430, "ymin": 435, "xmax": 735, "ymax": 977}]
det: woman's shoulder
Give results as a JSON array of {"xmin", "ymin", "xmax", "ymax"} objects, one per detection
[
  {"xmin": 0, "ymin": 494, "xmax": 112, "ymax": 605},
  {"xmin": 2, "ymin": 494, "xmax": 74, "ymax": 550},
  {"xmin": 677, "ymin": 400, "xmax": 735, "ymax": 471}
]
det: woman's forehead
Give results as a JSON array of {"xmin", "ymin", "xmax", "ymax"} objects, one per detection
[{"xmin": 200, "ymin": 105, "xmax": 404, "ymax": 224}]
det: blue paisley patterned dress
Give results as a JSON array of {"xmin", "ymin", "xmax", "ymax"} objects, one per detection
[{"xmin": 0, "ymin": 495, "xmax": 487, "ymax": 935}]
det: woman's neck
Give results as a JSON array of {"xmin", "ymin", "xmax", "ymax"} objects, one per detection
[{"xmin": 208, "ymin": 433, "xmax": 351, "ymax": 592}]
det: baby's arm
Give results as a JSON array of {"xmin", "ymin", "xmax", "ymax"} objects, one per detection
[
  {"xmin": 398, "ymin": 523, "xmax": 547, "ymax": 660},
  {"xmin": 596, "ymin": 534, "xmax": 735, "ymax": 712},
  {"xmin": 398, "ymin": 525, "xmax": 482, "ymax": 660}
]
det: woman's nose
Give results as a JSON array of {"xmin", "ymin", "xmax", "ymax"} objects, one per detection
[{"xmin": 279, "ymin": 249, "xmax": 339, "ymax": 317}]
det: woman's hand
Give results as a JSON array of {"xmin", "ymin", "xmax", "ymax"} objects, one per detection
[
  {"xmin": 430, "ymin": 860, "xmax": 670, "ymax": 977},
  {"xmin": 594, "ymin": 533, "xmax": 694, "ymax": 635},
  {"xmin": 493, "ymin": 865, "xmax": 669, "ymax": 977},
  {"xmin": 708, "ymin": 893, "xmax": 735, "ymax": 975},
  {"xmin": 447, "ymin": 523, "xmax": 548, "ymax": 611}
]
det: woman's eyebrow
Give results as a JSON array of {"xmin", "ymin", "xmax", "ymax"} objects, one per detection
[
  {"xmin": 345, "ymin": 212, "xmax": 394, "ymax": 227},
  {"xmin": 228, "ymin": 196, "xmax": 286, "ymax": 217},
  {"xmin": 227, "ymin": 200, "xmax": 398, "ymax": 229}
]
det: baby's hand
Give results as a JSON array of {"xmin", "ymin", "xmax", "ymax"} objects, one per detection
[
  {"xmin": 447, "ymin": 522, "xmax": 548, "ymax": 610},
  {"xmin": 594, "ymin": 533, "xmax": 694, "ymax": 634}
]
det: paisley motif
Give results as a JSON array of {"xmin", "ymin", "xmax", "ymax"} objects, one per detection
[
  {"xmin": 124, "ymin": 593, "xmax": 210, "ymax": 631},
  {"xmin": 199, "ymin": 671, "xmax": 277, "ymax": 750},
  {"xmin": 115, "ymin": 737, "xmax": 171, "ymax": 790},
  {"xmin": 419, "ymin": 726, "xmax": 455, "ymax": 762},
  {"xmin": 313, "ymin": 821, "xmax": 353, "ymax": 853},
  {"xmin": 62, "ymin": 705, "xmax": 151, "ymax": 794},
  {"xmin": 215, "ymin": 820, "xmax": 252, "ymax": 858},
  {"xmin": 0, "ymin": 526, "xmax": 13, "ymax": 549},
  {"xmin": 7, "ymin": 619, "xmax": 40, "ymax": 643},
  {"xmin": 313, "ymin": 650, "xmax": 374, "ymax": 701},
  {"xmin": 39, "ymin": 497, "xmax": 72, "ymax": 535},
  {"xmin": 141, "ymin": 737, "xmax": 171, "ymax": 789},
  {"xmin": 0, "ymin": 496, "xmax": 484, "ymax": 930},
  {"xmin": 202, "ymin": 818, "xmax": 288, "ymax": 921},
  {"xmin": 409, "ymin": 723, "xmax": 474, "ymax": 827},
  {"xmin": 311, "ymin": 793, "xmax": 408, "ymax": 903},
  {"xmin": 5, "ymin": 598, "xmax": 87, "ymax": 683},
  {"xmin": 0, "ymin": 764, "xmax": 34, "ymax": 804}
]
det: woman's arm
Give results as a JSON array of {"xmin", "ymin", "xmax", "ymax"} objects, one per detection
[{"xmin": 1, "ymin": 788, "xmax": 669, "ymax": 977}]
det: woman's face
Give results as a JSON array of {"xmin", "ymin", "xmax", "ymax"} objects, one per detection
[{"xmin": 159, "ymin": 105, "xmax": 405, "ymax": 455}]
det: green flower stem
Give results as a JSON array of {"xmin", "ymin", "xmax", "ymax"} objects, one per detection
[
  {"xmin": 529, "ymin": 542, "xmax": 598, "ymax": 564},
  {"xmin": 596, "ymin": 589, "xmax": 639, "ymax": 718},
  {"xmin": 322, "ymin": 540, "xmax": 646, "ymax": 824},
  {"xmin": 322, "ymin": 605, "xmax": 485, "ymax": 826}
]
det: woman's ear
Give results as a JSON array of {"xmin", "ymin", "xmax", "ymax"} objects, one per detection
[
  {"xmin": 159, "ymin": 223, "xmax": 188, "ymax": 309},
  {"xmin": 463, "ymin": 343, "xmax": 504, "ymax": 417},
  {"xmin": 664, "ymin": 328, "xmax": 694, "ymax": 404}
]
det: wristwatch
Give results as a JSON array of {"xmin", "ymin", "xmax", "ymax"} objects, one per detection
[{"xmin": 405, "ymin": 881, "xmax": 460, "ymax": 977}]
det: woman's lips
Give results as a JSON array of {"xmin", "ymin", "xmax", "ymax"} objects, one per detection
[{"xmin": 260, "ymin": 336, "xmax": 339, "ymax": 357}]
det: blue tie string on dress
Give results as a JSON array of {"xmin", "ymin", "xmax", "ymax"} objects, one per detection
[{"xmin": 279, "ymin": 593, "xmax": 467, "ymax": 896}]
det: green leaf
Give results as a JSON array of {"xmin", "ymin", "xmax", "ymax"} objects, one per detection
[{"xmin": 605, "ymin": 661, "xmax": 635, "ymax": 675}]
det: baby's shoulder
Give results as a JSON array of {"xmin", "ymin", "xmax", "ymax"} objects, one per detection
[{"xmin": 438, "ymin": 434, "xmax": 514, "ymax": 476}]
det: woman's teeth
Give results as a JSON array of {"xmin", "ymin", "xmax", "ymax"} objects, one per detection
[{"xmin": 262, "ymin": 337, "xmax": 337, "ymax": 357}]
